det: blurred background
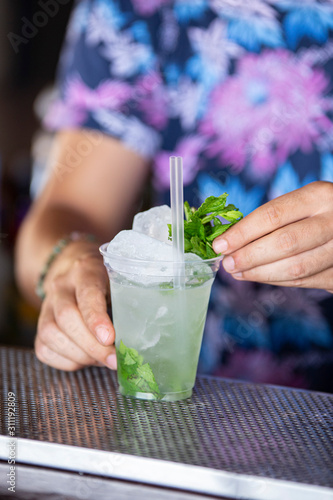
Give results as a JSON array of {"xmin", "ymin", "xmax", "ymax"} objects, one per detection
[{"xmin": 0, "ymin": 0, "xmax": 74, "ymax": 347}]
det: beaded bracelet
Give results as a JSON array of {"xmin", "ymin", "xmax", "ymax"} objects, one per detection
[{"xmin": 35, "ymin": 232, "xmax": 97, "ymax": 301}]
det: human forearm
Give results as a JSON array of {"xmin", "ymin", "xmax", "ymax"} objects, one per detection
[
  {"xmin": 14, "ymin": 130, "xmax": 149, "ymax": 371},
  {"xmin": 15, "ymin": 130, "xmax": 149, "ymax": 308}
]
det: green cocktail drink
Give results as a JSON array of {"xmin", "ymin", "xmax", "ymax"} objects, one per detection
[
  {"xmin": 100, "ymin": 192, "xmax": 242, "ymax": 401},
  {"xmin": 100, "ymin": 244, "xmax": 221, "ymax": 401}
]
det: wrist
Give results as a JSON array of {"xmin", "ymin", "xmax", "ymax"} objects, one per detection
[{"xmin": 36, "ymin": 233, "xmax": 98, "ymax": 301}]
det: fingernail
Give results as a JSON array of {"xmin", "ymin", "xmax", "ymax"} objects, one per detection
[
  {"xmin": 233, "ymin": 272, "xmax": 243, "ymax": 278},
  {"xmin": 96, "ymin": 326, "xmax": 110, "ymax": 345},
  {"xmin": 106, "ymin": 354, "xmax": 117, "ymax": 370},
  {"xmin": 223, "ymin": 256, "xmax": 235, "ymax": 272},
  {"xmin": 213, "ymin": 238, "xmax": 228, "ymax": 254}
]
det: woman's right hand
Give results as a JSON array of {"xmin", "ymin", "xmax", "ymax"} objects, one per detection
[{"xmin": 34, "ymin": 241, "xmax": 117, "ymax": 371}]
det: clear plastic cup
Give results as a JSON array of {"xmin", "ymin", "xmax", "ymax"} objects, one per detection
[{"xmin": 100, "ymin": 243, "xmax": 222, "ymax": 402}]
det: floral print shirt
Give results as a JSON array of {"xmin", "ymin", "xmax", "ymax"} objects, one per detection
[{"xmin": 46, "ymin": 0, "xmax": 333, "ymax": 392}]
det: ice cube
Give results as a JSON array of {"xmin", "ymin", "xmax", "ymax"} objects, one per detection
[
  {"xmin": 139, "ymin": 327, "xmax": 161, "ymax": 350},
  {"xmin": 155, "ymin": 306, "xmax": 168, "ymax": 320},
  {"xmin": 107, "ymin": 230, "xmax": 173, "ymax": 262},
  {"xmin": 139, "ymin": 307, "xmax": 169, "ymax": 350},
  {"xmin": 133, "ymin": 205, "xmax": 171, "ymax": 243},
  {"xmin": 183, "ymin": 253, "xmax": 213, "ymax": 284},
  {"xmin": 105, "ymin": 230, "xmax": 212, "ymax": 286},
  {"xmin": 106, "ymin": 230, "xmax": 174, "ymax": 284}
]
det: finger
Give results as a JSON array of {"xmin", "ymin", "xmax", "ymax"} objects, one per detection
[
  {"xmin": 37, "ymin": 300, "xmax": 102, "ymax": 367},
  {"xmin": 222, "ymin": 213, "xmax": 333, "ymax": 274},
  {"xmin": 231, "ymin": 240, "xmax": 333, "ymax": 284},
  {"xmin": 213, "ymin": 182, "xmax": 323, "ymax": 255},
  {"xmin": 73, "ymin": 255, "xmax": 115, "ymax": 346},
  {"xmin": 52, "ymin": 282, "xmax": 116, "ymax": 368},
  {"xmin": 236, "ymin": 267, "xmax": 333, "ymax": 291},
  {"xmin": 35, "ymin": 338, "xmax": 86, "ymax": 371}
]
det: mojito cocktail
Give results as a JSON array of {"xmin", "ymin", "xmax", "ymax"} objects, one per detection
[
  {"xmin": 100, "ymin": 194, "xmax": 242, "ymax": 401},
  {"xmin": 100, "ymin": 245, "xmax": 220, "ymax": 401}
]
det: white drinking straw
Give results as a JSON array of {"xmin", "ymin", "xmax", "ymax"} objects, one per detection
[{"xmin": 170, "ymin": 156, "xmax": 185, "ymax": 288}]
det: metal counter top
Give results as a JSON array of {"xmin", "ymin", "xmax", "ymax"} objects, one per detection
[{"xmin": 0, "ymin": 346, "xmax": 332, "ymax": 499}]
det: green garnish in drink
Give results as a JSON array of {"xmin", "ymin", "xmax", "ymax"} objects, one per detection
[
  {"xmin": 116, "ymin": 340, "xmax": 161, "ymax": 398},
  {"xmin": 168, "ymin": 194, "xmax": 243, "ymax": 260},
  {"xmin": 106, "ymin": 194, "xmax": 243, "ymax": 401}
]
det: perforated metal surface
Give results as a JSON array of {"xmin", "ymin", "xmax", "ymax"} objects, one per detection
[{"xmin": 1, "ymin": 346, "xmax": 332, "ymax": 499}]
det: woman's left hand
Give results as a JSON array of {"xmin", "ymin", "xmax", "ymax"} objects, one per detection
[{"xmin": 212, "ymin": 181, "xmax": 333, "ymax": 293}]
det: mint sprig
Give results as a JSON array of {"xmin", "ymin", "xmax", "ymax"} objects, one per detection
[
  {"xmin": 116, "ymin": 340, "xmax": 161, "ymax": 398},
  {"xmin": 168, "ymin": 194, "xmax": 243, "ymax": 260}
]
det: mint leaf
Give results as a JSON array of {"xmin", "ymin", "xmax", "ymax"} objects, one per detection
[
  {"xmin": 124, "ymin": 351, "xmax": 138, "ymax": 366},
  {"xmin": 213, "ymin": 217, "xmax": 222, "ymax": 227},
  {"xmin": 116, "ymin": 341, "xmax": 161, "ymax": 398},
  {"xmin": 118, "ymin": 340, "xmax": 127, "ymax": 355},
  {"xmin": 167, "ymin": 223, "xmax": 172, "ymax": 241},
  {"xmin": 174, "ymin": 194, "xmax": 243, "ymax": 259},
  {"xmin": 189, "ymin": 235, "xmax": 207, "ymax": 258},
  {"xmin": 206, "ymin": 223, "xmax": 233, "ymax": 241},
  {"xmin": 184, "ymin": 201, "xmax": 193, "ymax": 222},
  {"xmin": 184, "ymin": 238, "xmax": 192, "ymax": 252},
  {"xmin": 222, "ymin": 210, "xmax": 243, "ymax": 222},
  {"xmin": 206, "ymin": 242, "xmax": 217, "ymax": 259},
  {"xmin": 137, "ymin": 364, "xmax": 160, "ymax": 395},
  {"xmin": 184, "ymin": 217, "xmax": 205, "ymax": 239},
  {"xmin": 196, "ymin": 194, "xmax": 228, "ymax": 216}
]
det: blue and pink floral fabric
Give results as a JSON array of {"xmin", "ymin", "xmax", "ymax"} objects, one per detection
[{"xmin": 47, "ymin": 0, "xmax": 333, "ymax": 392}]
